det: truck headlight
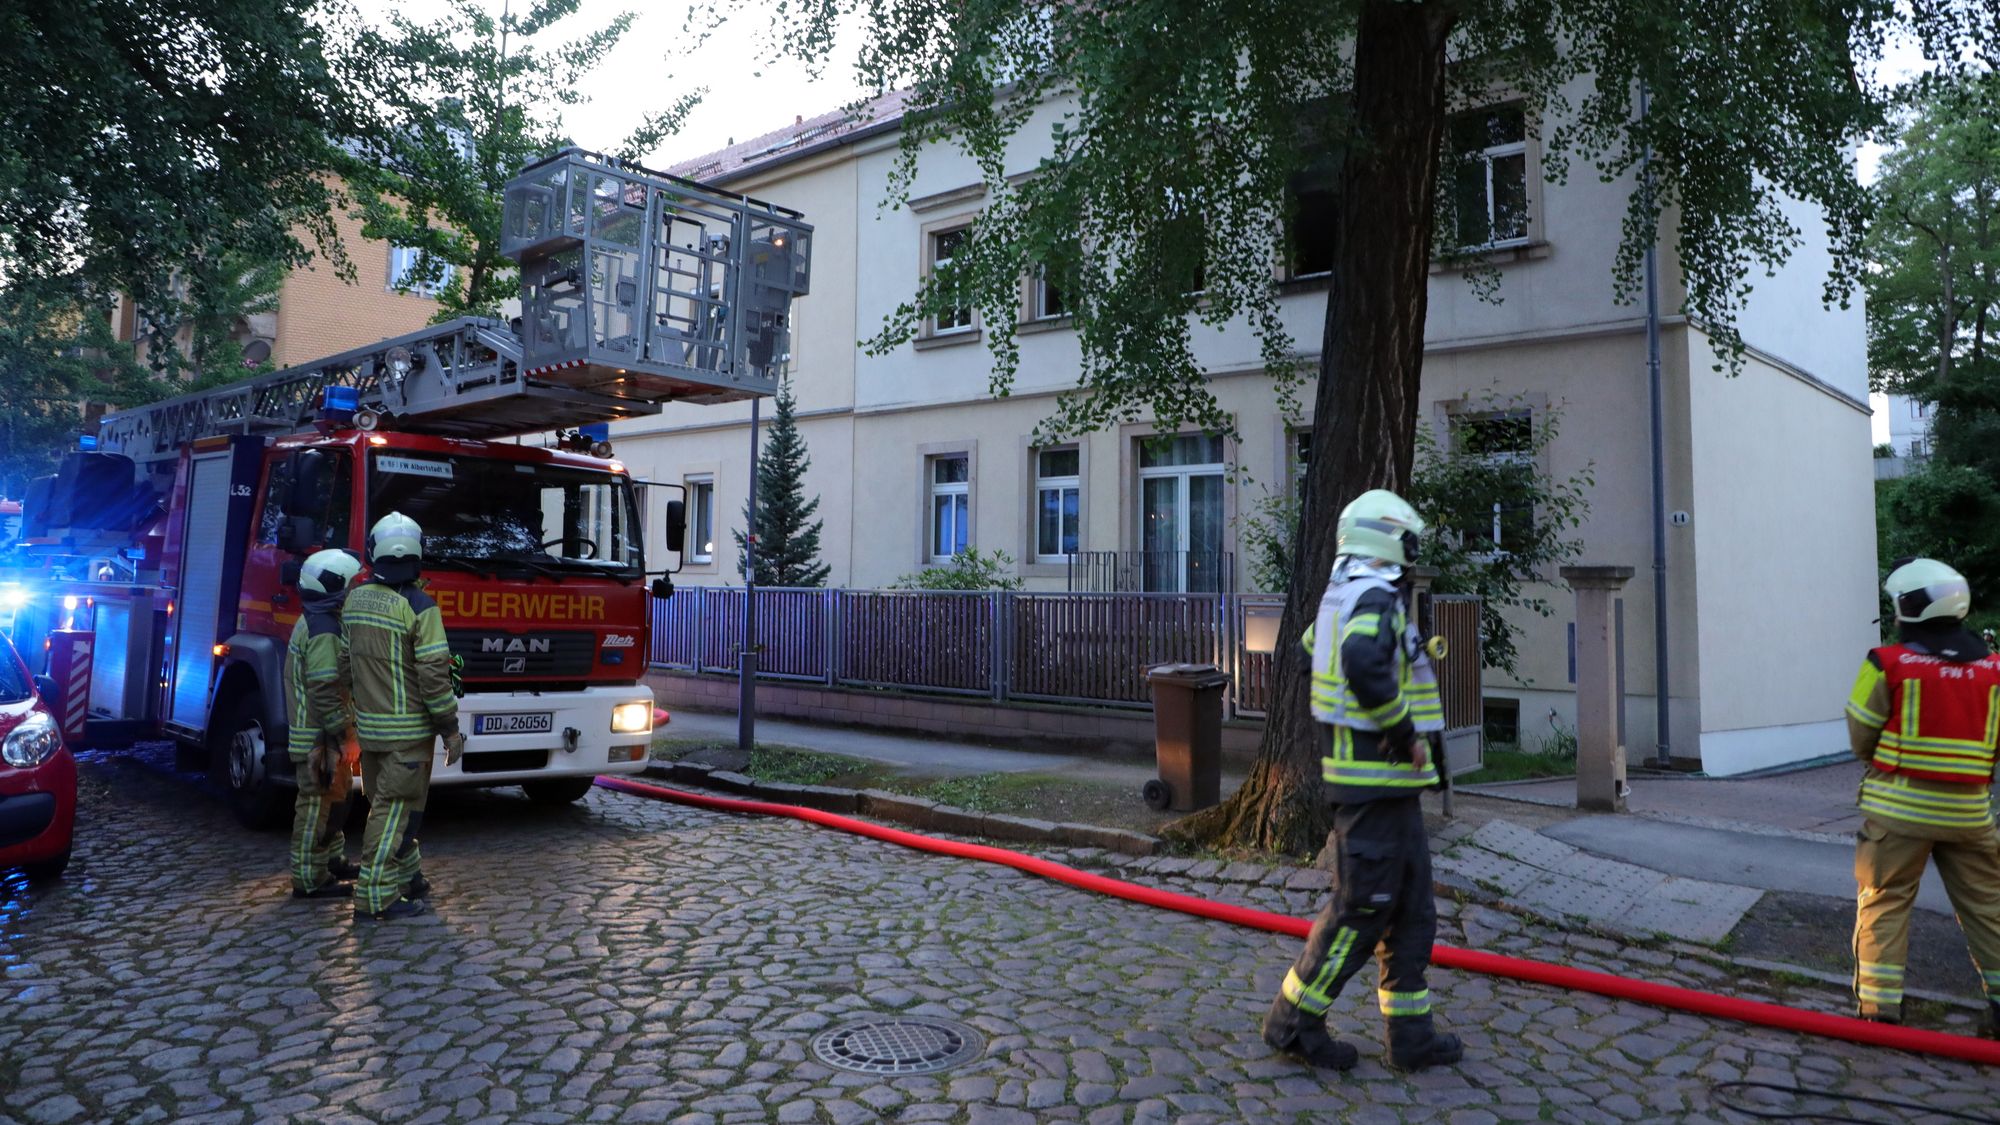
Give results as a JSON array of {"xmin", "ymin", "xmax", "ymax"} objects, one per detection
[
  {"xmin": 610, "ymin": 702, "xmax": 653, "ymax": 734},
  {"xmin": 3, "ymin": 712, "xmax": 62, "ymax": 768}
]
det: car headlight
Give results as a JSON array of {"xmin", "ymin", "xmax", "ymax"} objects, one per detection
[
  {"xmin": 3, "ymin": 712, "xmax": 62, "ymax": 768},
  {"xmin": 610, "ymin": 701, "xmax": 653, "ymax": 734}
]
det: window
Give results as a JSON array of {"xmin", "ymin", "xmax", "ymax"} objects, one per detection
[
  {"xmin": 687, "ymin": 476, "xmax": 715, "ymax": 563},
  {"xmin": 929, "ymin": 454, "xmax": 970, "ymax": 560},
  {"xmin": 1483, "ymin": 697, "xmax": 1521, "ymax": 747},
  {"xmin": 1137, "ymin": 434, "xmax": 1227, "ymax": 592},
  {"xmin": 929, "ymin": 228, "xmax": 974, "ymax": 333},
  {"xmin": 1450, "ymin": 106, "xmax": 1529, "ymax": 248},
  {"xmin": 1286, "ymin": 101, "xmax": 1342, "ymax": 278},
  {"xmin": 1035, "ymin": 448, "xmax": 1080, "ymax": 561},
  {"xmin": 1290, "ymin": 429, "xmax": 1313, "ymax": 500},
  {"xmin": 368, "ymin": 452, "xmax": 642, "ymax": 572},
  {"xmin": 388, "ymin": 245, "xmax": 456, "ymax": 297},
  {"xmin": 1911, "ymin": 399, "xmax": 1925, "ymax": 418},
  {"xmin": 1450, "ymin": 409, "xmax": 1534, "ymax": 554},
  {"xmin": 1031, "ymin": 267, "xmax": 1067, "ymax": 320},
  {"xmin": 258, "ymin": 450, "xmax": 352, "ymax": 549}
]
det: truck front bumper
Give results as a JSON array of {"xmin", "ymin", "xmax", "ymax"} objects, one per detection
[{"xmin": 428, "ymin": 684, "xmax": 654, "ymax": 787}]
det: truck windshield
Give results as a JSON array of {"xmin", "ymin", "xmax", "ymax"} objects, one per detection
[{"xmin": 367, "ymin": 451, "xmax": 643, "ymax": 575}]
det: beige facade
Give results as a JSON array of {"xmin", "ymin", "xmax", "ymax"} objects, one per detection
[
  {"xmin": 111, "ymin": 191, "xmax": 442, "ymax": 375},
  {"xmin": 609, "ymin": 88, "xmax": 1876, "ymax": 776}
]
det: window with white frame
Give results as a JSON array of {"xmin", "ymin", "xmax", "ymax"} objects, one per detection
[
  {"xmin": 1137, "ymin": 433, "xmax": 1227, "ymax": 593},
  {"xmin": 1031, "ymin": 266, "xmax": 1067, "ymax": 320},
  {"xmin": 929, "ymin": 454, "xmax": 970, "ymax": 560},
  {"xmin": 929, "ymin": 228, "xmax": 974, "ymax": 333},
  {"xmin": 687, "ymin": 477, "xmax": 715, "ymax": 563},
  {"xmin": 388, "ymin": 245, "xmax": 456, "ymax": 296},
  {"xmin": 1911, "ymin": 399, "xmax": 1926, "ymax": 418},
  {"xmin": 1450, "ymin": 409, "xmax": 1534, "ymax": 554},
  {"xmin": 1450, "ymin": 106, "xmax": 1529, "ymax": 248},
  {"xmin": 1034, "ymin": 448, "xmax": 1080, "ymax": 560}
]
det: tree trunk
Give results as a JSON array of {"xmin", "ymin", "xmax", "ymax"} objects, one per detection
[{"xmin": 1168, "ymin": 0, "xmax": 1457, "ymax": 855}]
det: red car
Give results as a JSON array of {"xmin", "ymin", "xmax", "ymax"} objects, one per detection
[{"xmin": 0, "ymin": 632, "xmax": 75, "ymax": 884}]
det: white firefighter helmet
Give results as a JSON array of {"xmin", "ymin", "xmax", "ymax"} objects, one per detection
[
  {"xmin": 1337, "ymin": 489, "xmax": 1426, "ymax": 567},
  {"xmin": 298, "ymin": 549, "xmax": 364, "ymax": 596},
  {"xmin": 1884, "ymin": 557, "xmax": 1971, "ymax": 624},
  {"xmin": 366, "ymin": 511, "xmax": 423, "ymax": 562}
]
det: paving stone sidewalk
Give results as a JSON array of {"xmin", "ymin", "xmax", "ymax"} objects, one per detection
[
  {"xmin": 1, "ymin": 748, "xmax": 1994, "ymax": 1125},
  {"xmin": 1432, "ymin": 820, "xmax": 1765, "ymax": 945}
]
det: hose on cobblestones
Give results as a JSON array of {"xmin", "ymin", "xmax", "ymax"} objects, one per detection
[
  {"xmin": 1711, "ymin": 1080, "xmax": 2000, "ymax": 1123},
  {"xmin": 596, "ymin": 776, "xmax": 2000, "ymax": 1069}
]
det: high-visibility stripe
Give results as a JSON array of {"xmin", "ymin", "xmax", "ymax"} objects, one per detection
[
  {"xmin": 1847, "ymin": 662, "xmax": 1888, "ymax": 726},
  {"xmin": 1377, "ymin": 989, "xmax": 1431, "ymax": 1016},
  {"xmin": 1856, "ymin": 983, "xmax": 1903, "ymax": 1003},
  {"xmin": 1858, "ymin": 775, "xmax": 1996, "ymax": 828},
  {"xmin": 1856, "ymin": 961, "xmax": 1904, "ymax": 979},
  {"xmin": 293, "ymin": 792, "xmax": 321, "ymax": 887},
  {"xmin": 1347, "ymin": 613, "xmax": 1382, "ymax": 638}
]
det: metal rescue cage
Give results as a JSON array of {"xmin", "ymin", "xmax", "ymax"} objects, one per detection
[{"xmin": 502, "ymin": 148, "xmax": 814, "ymax": 404}]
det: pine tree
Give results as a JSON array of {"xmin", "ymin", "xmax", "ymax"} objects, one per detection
[{"xmin": 735, "ymin": 376, "xmax": 830, "ymax": 587}]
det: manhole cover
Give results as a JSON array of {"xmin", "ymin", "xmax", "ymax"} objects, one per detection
[{"xmin": 810, "ymin": 1017, "xmax": 983, "ymax": 1075}]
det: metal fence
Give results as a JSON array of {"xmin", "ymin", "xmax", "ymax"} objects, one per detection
[{"xmin": 650, "ymin": 585, "xmax": 1482, "ymax": 725}]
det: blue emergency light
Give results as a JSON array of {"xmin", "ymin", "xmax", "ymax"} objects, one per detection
[
  {"xmin": 320, "ymin": 385, "xmax": 360, "ymax": 427},
  {"xmin": 77, "ymin": 434, "xmax": 97, "ymax": 451},
  {"xmin": 579, "ymin": 422, "xmax": 610, "ymax": 442}
]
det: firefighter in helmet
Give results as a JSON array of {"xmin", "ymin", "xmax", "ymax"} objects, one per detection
[
  {"xmin": 1261, "ymin": 488, "xmax": 1464, "ymax": 1073},
  {"xmin": 344, "ymin": 512, "xmax": 461, "ymax": 922},
  {"xmin": 285, "ymin": 548, "xmax": 363, "ymax": 898},
  {"xmin": 1845, "ymin": 557, "xmax": 2000, "ymax": 1034}
]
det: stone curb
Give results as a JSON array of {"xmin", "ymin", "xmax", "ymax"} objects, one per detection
[{"xmin": 640, "ymin": 762, "xmax": 1162, "ymax": 856}]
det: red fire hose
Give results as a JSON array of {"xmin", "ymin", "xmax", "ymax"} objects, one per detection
[{"xmin": 597, "ymin": 775, "xmax": 2000, "ymax": 1068}]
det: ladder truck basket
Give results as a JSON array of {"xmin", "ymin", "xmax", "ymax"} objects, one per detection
[{"xmin": 504, "ymin": 147, "xmax": 813, "ymax": 405}]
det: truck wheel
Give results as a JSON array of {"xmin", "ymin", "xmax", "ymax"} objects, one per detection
[
  {"xmin": 210, "ymin": 690, "xmax": 293, "ymax": 830},
  {"xmin": 522, "ymin": 777, "xmax": 596, "ymax": 805}
]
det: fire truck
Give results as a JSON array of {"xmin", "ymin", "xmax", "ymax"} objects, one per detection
[{"xmin": 5, "ymin": 148, "xmax": 810, "ymax": 826}]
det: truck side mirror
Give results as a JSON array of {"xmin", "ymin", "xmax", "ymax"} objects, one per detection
[
  {"xmin": 664, "ymin": 499, "xmax": 686, "ymax": 554},
  {"xmin": 287, "ymin": 449, "xmax": 327, "ymax": 514},
  {"xmin": 650, "ymin": 576, "xmax": 674, "ymax": 600}
]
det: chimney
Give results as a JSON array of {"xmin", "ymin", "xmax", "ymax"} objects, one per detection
[{"xmin": 795, "ymin": 115, "xmax": 803, "ymax": 125}]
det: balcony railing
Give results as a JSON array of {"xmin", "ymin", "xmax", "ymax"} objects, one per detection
[{"xmin": 1065, "ymin": 550, "xmax": 1234, "ymax": 593}]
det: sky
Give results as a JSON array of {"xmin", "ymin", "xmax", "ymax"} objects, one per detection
[{"xmin": 351, "ymin": 0, "xmax": 874, "ymax": 169}]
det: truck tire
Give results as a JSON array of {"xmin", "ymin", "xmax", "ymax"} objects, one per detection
[
  {"xmin": 210, "ymin": 690, "xmax": 293, "ymax": 830},
  {"xmin": 522, "ymin": 777, "xmax": 595, "ymax": 805}
]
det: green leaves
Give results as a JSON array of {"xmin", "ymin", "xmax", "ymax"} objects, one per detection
[{"xmin": 345, "ymin": 0, "xmax": 692, "ymax": 320}]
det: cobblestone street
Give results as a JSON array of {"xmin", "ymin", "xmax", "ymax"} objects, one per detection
[{"xmin": 2, "ymin": 751, "xmax": 1996, "ymax": 1124}]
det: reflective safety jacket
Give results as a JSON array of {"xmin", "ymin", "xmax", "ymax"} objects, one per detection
[
  {"xmin": 284, "ymin": 594, "xmax": 351, "ymax": 757},
  {"xmin": 1302, "ymin": 559, "xmax": 1444, "ymax": 798},
  {"xmin": 1847, "ymin": 634, "xmax": 2000, "ymax": 832},
  {"xmin": 343, "ymin": 578, "xmax": 458, "ymax": 750}
]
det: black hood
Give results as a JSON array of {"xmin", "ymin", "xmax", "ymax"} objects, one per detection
[
  {"xmin": 300, "ymin": 586, "xmax": 347, "ymax": 617},
  {"xmin": 1897, "ymin": 619, "xmax": 1990, "ymax": 663}
]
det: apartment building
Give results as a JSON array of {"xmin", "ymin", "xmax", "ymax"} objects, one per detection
[
  {"xmin": 108, "ymin": 200, "xmax": 445, "ymax": 374},
  {"xmin": 611, "ymin": 85, "xmax": 1877, "ymax": 776}
]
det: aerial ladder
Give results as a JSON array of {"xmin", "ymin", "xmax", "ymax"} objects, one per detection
[{"xmin": 8, "ymin": 148, "xmax": 812, "ymax": 824}]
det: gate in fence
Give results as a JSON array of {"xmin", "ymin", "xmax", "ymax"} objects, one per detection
[{"xmin": 650, "ymin": 586, "xmax": 1483, "ymax": 746}]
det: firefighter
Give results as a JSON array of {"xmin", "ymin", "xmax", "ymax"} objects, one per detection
[
  {"xmin": 1845, "ymin": 557, "xmax": 2000, "ymax": 1035},
  {"xmin": 1261, "ymin": 488, "xmax": 1463, "ymax": 1073},
  {"xmin": 285, "ymin": 548, "xmax": 363, "ymax": 899},
  {"xmin": 345, "ymin": 512, "xmax": 461, "ymax": 922}
]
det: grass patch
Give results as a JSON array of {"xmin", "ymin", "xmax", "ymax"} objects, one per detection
[
  {"xmin": 1456, "ymin": 747, "xmax": 1575, "ymax": 785},
  {"xmin": 746, "ymin": 744, "xmax": 868, "ymax": 786}
]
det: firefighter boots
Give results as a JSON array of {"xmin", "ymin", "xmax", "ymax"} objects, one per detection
[
  {"xmin": 353, "ymin": 897, "xmax": 430, "ymax": 923},
  {"xmin": 291, "ymin": 881, "xmax": 352, "ymax": 900},
  {"xmin": 1260, "ymin": 998, "xmax": 1358, "ymax": 1072},
  {"xmin": 1386, "ymin": 1014, "xmax": 1463, "ymax": 1072}
]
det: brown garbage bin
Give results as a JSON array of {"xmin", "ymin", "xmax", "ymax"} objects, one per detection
[{"xmin": 1144, "ymin": 663, "xmax": 1229, "ymax": 812}]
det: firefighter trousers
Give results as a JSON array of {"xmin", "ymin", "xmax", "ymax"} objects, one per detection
[
  {"xmin": 356, "ymin": 740, "xmax": 434, "ymax": 914},
  {"xmin": 1853, "ymin": 816, "xmax": 2000, "ymax": 1016},
  {"xmin": 289, "ymin": 747, "xmax": 354, "ymax": 892},
  {"xmin": 1268, "ymin": 795, "xmax": 1437, "ymax": 1036}
]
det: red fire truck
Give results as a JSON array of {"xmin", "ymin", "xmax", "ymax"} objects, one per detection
[{"xmin": 5, "ymin": 148, "xmax": 811, "ymax": 825}]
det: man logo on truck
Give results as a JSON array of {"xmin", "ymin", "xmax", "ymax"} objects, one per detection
[{"xmin": 481, "ymin": 637, "xmax": 552, "ymax": 654}]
